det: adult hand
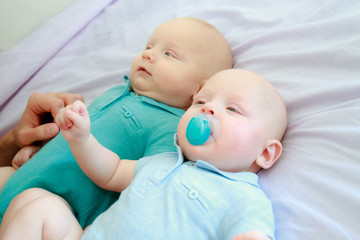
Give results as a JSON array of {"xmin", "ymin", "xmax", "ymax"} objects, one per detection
[
  {"xmin": 15, "ymin": 92, "xmax": 84, "ymax": 146},
  {"xmin": 0, "ymin": 92, "xmax": 84, "ymax": 166}
]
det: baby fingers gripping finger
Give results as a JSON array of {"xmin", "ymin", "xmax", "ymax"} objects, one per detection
[
  {"xmin": 65, "ymin": 109, "xmax": 74, "ymax": 128},
  {"xmin": 66, "ymin": 109, "xmax": 89, "ymax": 131},
  {"xmin": 55, "ymin": 108, "xmax": 72, "ymax": 130}
]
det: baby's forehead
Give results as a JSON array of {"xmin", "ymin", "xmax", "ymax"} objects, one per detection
[
  {"xmin": 155, "ymin": 18, "xmax": 210, "ymax": 34},
  {"xmin": 205, "ymin": 73, "xmax": 276, "ymax": 101},
  {"xmin": 151, "ymin": 23, "xmax": 206, "ymax": 45},
  {"xmin": 201, "ymin": 77, "xmax": 248, "ymax": 99}
]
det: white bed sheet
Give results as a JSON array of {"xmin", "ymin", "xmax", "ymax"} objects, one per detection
[{"xmin": 0, "ymin": 0, "xmax": 359, "ymax": 239}]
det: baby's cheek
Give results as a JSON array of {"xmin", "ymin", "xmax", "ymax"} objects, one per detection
[
  {"xmin": 177, "ymin": 117, "xmax": 189, "ymax": 140},
  {"xmin": 218, "ymin": 129, "xmax": 253, "ymax": 156}
]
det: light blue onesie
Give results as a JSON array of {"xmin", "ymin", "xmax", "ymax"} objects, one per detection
[
  {"xmin": 82, "ymin": 138, "xmax": 276, "ymax": 240},
  {"xmin": 0, "ymin": 76, "xmax": 184, "ymax": 227}
]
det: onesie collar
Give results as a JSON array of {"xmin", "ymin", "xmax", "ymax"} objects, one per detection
[
  {"xmin": 126, "ymin": 75, "xmax": 184, "ymax": 118},
  {"xmin": 174, "ymin": 134, "xmax": 259, "ymax": 186}
]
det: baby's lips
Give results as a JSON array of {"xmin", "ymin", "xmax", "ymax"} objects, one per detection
[{"xmin": 138, "ymin": 65, "xmax": 152, "ymax": 76}]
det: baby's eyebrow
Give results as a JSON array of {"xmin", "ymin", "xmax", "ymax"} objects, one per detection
[
  {"xmin": 228, "ymin": 92, "xmax": 245, "ymax": 101},
  {"xmin": 226, "ymin": 92, "xmax": 248, "ymax": 106},
  {"xmin": 198, "ymin": 86, "xmax": 214, "ymax": 96}
]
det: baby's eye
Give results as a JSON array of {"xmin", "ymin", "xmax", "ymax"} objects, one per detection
[
  {"xmin": 145, "ymin": 46, "xmax": 151, "ymax": 50},
  {"xmin": 227, "ymin": 106, "xmax": 240, "ymax": 114},
  {"xmin": 165, "ymin": 51, "xmax": 175, "ymax": 58},
  {"xmin": 196, "ymin": 100, "xmax": 206, "ymax": 105}
]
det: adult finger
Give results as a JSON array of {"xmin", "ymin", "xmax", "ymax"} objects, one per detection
[
  {"xmin": 48, "ymin": 92, "xmax": 84, "ymax": 108},
  {"xmin": 18, "ymin": 123, "xmax": 59, "ymax": 145},
  {"xmin": 27, "ymin": 92, "xmax": 65, "ymax": 119}
]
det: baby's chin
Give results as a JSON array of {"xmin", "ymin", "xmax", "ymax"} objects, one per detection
[{"xmin": 181, "ymin": 141, "xmax": 211, "ymax": 162}]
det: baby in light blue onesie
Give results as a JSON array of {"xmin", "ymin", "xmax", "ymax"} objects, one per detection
[
  {"xmin": 83, "ymin": 139, "xmax": 276, "ymax": 239},
  {"xmin": 0, "ymin": 69, "xmax": 287, "ymax": 240}
]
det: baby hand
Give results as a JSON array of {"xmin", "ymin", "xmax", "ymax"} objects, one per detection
[
  {"xmin": 232, "ymin": 231, "xmax": 271, "ymax": 240},
  {"xmin": 12, "ymin": 145, "xmax": 41, "ymax": 169},
  {"xmin": 55, "ymin": 100, "xmax": 90, "ymax": 144}
]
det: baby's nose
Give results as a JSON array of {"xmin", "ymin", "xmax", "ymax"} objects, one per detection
[
  {"xmin": 142, "ymin": 49, "xmax": 155, "ymax": 62},
  {"xmin": 201, "ymin": 103, "xmax": 215, "ymax": 115}
]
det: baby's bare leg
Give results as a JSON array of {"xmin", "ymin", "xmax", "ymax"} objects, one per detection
[
  {"xmin": 0, "ymin": 188, "xmax": 83, "ymax": 240},
  {"xmin": 0, "ymin": 166, "xmax": 15, "ymax": 191},
  {"xmin": 0, "ymin": 188, "xmax": 54, "ymax": 226}
]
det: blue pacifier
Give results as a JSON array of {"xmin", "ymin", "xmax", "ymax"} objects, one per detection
[{"xmin": 186, "ymin": 114, "xmax": 211, "ymax": 145}]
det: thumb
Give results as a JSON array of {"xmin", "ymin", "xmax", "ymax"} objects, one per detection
[{"xmin": 20, "ymin": 123, "xmax": 59, "ymax": 145}]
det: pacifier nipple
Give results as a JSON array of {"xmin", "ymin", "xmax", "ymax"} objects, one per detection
[{"xmin": 186, "ymin": 114, "xmax": 211, "ymax": 145}]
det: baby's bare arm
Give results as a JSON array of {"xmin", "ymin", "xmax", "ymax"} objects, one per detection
[{"xmin": 55, "ymin": 101, "xmax": 135, "ymax": 192}]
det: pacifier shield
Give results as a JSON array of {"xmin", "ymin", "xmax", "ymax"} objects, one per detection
[{"xmin": 186, "ymin": 115, "xmax": 211, "ymax": 145}]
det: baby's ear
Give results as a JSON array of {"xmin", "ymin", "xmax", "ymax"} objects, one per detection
[{"xmin": 256, "ymin": 140, "xmax": 283, "ymax": 169}]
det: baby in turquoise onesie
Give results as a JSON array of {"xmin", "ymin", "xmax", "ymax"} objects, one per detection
[
  {"xmin": 0, "ymin": 17, "xmax": 233, "ymax": 227},
  {"xmin": 0, "ymin": 69, "xmax": 287, "ymax": 240}
]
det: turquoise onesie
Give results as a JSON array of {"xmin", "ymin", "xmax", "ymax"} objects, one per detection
[{"xmin": 0, "ymin": 76, "xmax": 184, "ymax": 227}]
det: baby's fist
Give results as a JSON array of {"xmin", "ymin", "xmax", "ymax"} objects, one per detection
[{"xmin": 55, "ymin": 100, "xmax": 90, "ymax": 144}]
